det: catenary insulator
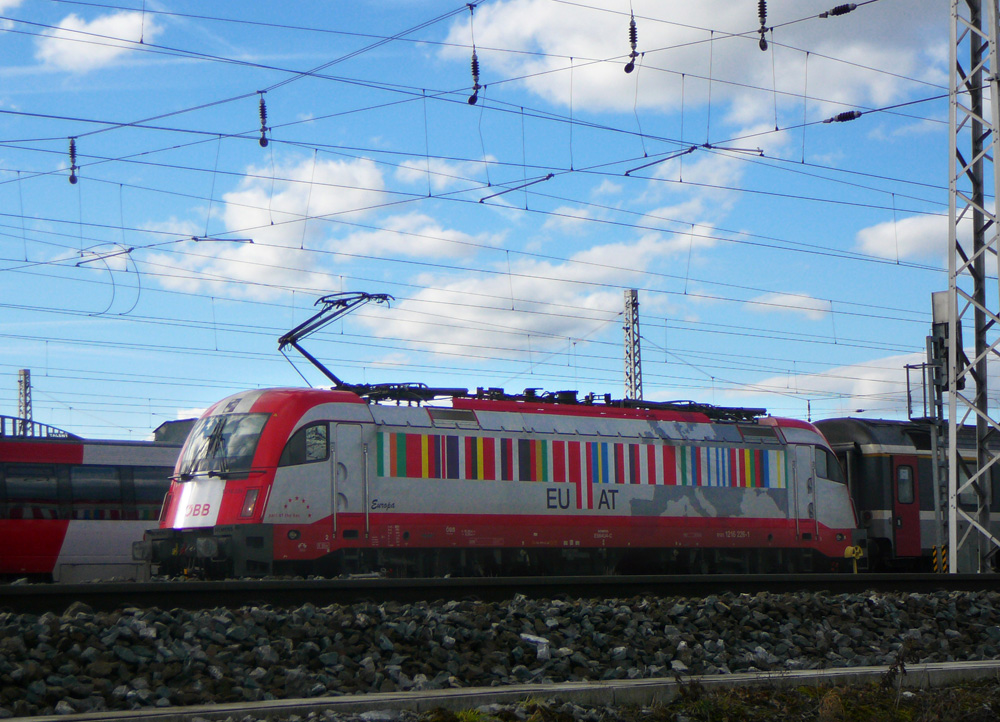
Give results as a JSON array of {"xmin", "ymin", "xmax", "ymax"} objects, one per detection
[
  {"xmin": 820, "ymin": 3, "xmax": 856, "ymax": 18},
  {"xmin": 258, "ymin": 95, "xmax": 269, "ymax": 148},
  {"xmin": 469, "ymin": 49, "xmax": 481, "ymax": 104},
  {"xmin": 68, "ymin": 138, "xmax": 78, "ymax": 184},
  {"xmin": 823, "ymin": 110, "xmax": 862, "ymax": 123},
  {"xmin": 624, "ymin": 12, "xmax": 639, "ymax": 73},
  {"xmin": 757, "ymin": 0, "xmax": 768, "ymax": 51}
]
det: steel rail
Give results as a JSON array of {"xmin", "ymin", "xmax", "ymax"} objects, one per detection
[{"xmin": 3, "ymin": 573, "xmax": 1000, "ymax": 614}]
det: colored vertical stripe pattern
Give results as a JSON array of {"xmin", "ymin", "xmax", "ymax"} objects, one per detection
[{"xmin": 377, "ymin": 433, "xmax": 788, "ymax": 490}]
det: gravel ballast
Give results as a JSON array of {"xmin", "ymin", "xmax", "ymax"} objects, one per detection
[{"xmin": 2, "ymin": 589, "xmax": 999, "ymax": 717}]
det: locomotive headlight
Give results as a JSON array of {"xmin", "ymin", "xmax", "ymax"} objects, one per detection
[
  {"xmin": 240, "ymin": 489, "xmax": 259, "ymax": 518},
  {"xmin": 288, "ymin": 529, "xmax": 301, "ymax": 540}
]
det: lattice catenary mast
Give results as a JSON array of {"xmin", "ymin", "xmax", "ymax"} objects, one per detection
[
  {"xmin": 17, "ymin": 369, "xmax": 32, "ymax": 437},
  {"xmin": 946, "ymin": 0, "xmax": 1000, "ymax": 572},
  {"xmin": 624, "ymin": 289, "xmax": 642, "ymax": 400}
]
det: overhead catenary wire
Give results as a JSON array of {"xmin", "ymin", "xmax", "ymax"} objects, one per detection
[{"xmin": 0, "ymin": 0, "xmax": 948, "ymax": 436}]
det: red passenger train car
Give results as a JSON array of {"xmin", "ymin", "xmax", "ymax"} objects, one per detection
[
  {"xmin": 140, "ymin": 387, "xmax": 864, "ymax": 577},
  {"xmin": 0, "ymin": 416, "xmax": 184, "ymax": 582}
]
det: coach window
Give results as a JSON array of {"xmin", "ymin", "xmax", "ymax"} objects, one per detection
[
  {"xmin": 279, "ymin": 423, "xmax": 329, "ymax": 467},
  {"xmin": 5, "ymin": 464, "xmax": 60, "ymax": 520},
  {"xmin": 815, "ymin": 447, "xmax": 845, "ymax": 483},
  {"xmin": 71, "ymin": 466, "xmax": 122, "ymax": 520},
  {"xmin": 897, "ymin": 465, "xmax": 914, "ymax": 504},
  {"xmin": 133, "ymin": 467, "xmax": 172, "ymax": 521}
]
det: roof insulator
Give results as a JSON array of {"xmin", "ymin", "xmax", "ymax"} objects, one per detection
[
  {"xmin": 823, "ymin": 110, "xmax": 862, "ymax": 123},
  {"xmin": 819, "ymin": 3, "xmax": 857, "ymax": 18}
]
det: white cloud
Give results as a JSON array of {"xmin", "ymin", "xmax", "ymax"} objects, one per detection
[
  {"xmin": 744, "ymin": 352, "xmax": 922, "ymax": 418},
  {"xmin": 357, "ymin": 232, "xmax": 702, "ymax": 357},
  {"xmin": 220, "ymin": 155, "xmax": 387, "ymax": 248},
  {"xmin": 35, "ymin": 11, "xmax": 162, "ymax": 72},
  {"xmin": 395, "ymin": 157, "xmax": 492, "ymax": 192},
  {"xmin": 145, "ymin": 155, "xmax": 388, "ymax": 299},
  {"xmin": 854, "ymin": 214, "xmax": 965, "ymax": 263},
  {"xmin": 143, "ymin": 154, "xmax": 507, "ymax": 300},
  {"xmin": 0, "ymin": 0, "xmax": 22, "ymax": 29},
  {"xmin": 542, "ymin": 205, "xmax": 592, "ymax": 231},
  {"xmin": 592, "ymin": 179, "xmax": 623, "ymax": 196},
  {"xmin": 338, "ymin": 212, "xmax": 502, "ymax": 259},
  {"xmin": 440, "ymin": 0, "xmax": 943, "ymax": 127},
  {"xmin": 746, "ymin": 292, "xmax": 829, "ymax": 321}
]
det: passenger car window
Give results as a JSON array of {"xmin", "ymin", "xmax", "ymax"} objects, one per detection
[
  {"xmin": 279, "ymin": 423, "xmax": 329, "ymax": 466},
  {"xmin": 897, "ymin": 466, "xmax": 914, "ymax": 504},
  {"xmin": 70, "ymin": 466, "xmax": 122, "ymax": 520},
  {"xmin": 4, "ymin": 464, "xmax": 60, "ymax": 519}
]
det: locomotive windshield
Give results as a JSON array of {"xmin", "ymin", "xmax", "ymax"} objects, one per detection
[{"xmin": 177, "ymin": 412, "xmax": 269, "ymax": 478}]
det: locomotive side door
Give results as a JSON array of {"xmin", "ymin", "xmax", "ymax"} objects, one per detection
[
  {"xmin": 331, "ymin": 424, "xmax": 367, "ymax": 538},
  {"xmin": 791, "ymin": 445, "xmax": 819, "ymax": 539},
  {"xmin": 891, "ymin": 454, "xmax": 921, "ymax": 557}
]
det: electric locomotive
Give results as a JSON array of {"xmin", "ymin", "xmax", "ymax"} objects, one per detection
[{"xmin": 139, "ymin": 386, "xmax": 864, "ymax": 577}]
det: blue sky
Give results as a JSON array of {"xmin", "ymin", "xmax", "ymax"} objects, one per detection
[{"xmin": 0, "ymin": 0, "xmax": 953, "ymax": 438}]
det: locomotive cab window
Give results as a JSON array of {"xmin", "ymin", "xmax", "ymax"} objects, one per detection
[
  {"xmin": 279, "ymin": 422, "xmax": 329, "ymax": 467},
  {"xmin": 815, "ymin": 447, "xmax": 845, "ymax": 483},
  {"xmin": 897, "ymin": 465, "xmax": 914, "ymax": 504},
  {"xmin": 179, "ymin": 412, "xmax": 269, "ymax": 477}
]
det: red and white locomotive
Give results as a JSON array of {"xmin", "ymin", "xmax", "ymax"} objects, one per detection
[{"xmin": 141, "ymin": 386, "xmax": 864, "ymax": 577}]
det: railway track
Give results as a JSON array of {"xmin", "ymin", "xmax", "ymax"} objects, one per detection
[
  {"xmin": 3, "ymin": 573, "xmax": 1000, "ymax": 613},
  {"xmin": 4, "ymin": 574, "xmax": 1000, "ymax": 718}
]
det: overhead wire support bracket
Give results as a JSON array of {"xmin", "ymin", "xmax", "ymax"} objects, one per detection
[
  {"xmin": 625, "ymin": 143, "xmax": 761, "ymax": 176},
  {"xmin": 75, "ymin": 246, "xmax": 134, "ymax": 267},
  {"xmin": 279, "ymin": 292, "xmax": 394, "ymax": 388},
  {"xmin": 479, "ymin": 173, "xmax": 554, "ymax": 202}
]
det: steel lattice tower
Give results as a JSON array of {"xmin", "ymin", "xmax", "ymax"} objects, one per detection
[
  {"xmin": 17, "ymin": 369, "xmax": 32, "ymax": 437},
  {"xmin": 947, "ymin": 0, "xmax": 1000, "ymax": 571},
  {"xmin": 624, "ymin": 289, "xmax": 642, "ymax": 400}
]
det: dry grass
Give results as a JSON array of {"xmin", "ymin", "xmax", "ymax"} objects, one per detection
[{"xmin": 421, "ymin": 679, "xmax": 1000, "ymax": 722}]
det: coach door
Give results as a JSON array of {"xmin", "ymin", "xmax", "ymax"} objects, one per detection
[
  {"xmin": 331, "ymin": 424, "xmax": 368, "ymax": 538},
  {"xmin": 891, "ymin": 455, "xmax": 921, "ymax": 557},
  {"xmin": 791, "ymin": 445, "xmax": 819, "ymax": 540}
]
